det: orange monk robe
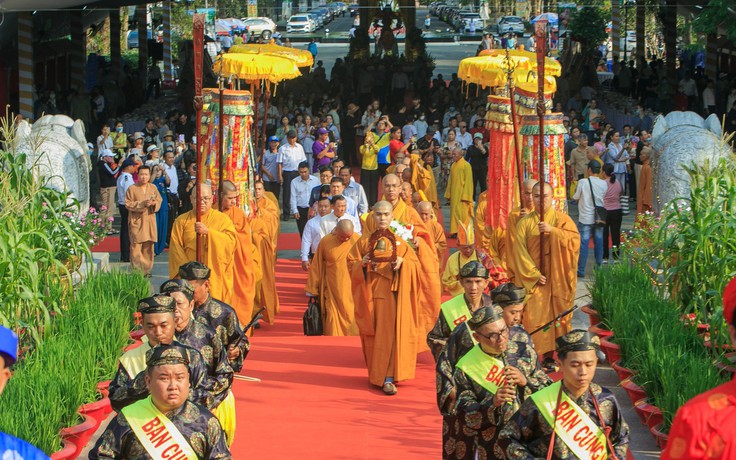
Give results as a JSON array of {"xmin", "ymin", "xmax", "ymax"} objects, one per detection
[
  {"xmin": 348, "ymin": 233, "xmax": 421, "ymax": 386},
  {"xmin": 264, "ymin": 191, "xmax": 281, "ymax": 244},
  {"xmin": 636, "ymin": 160, "xmax": 652, "ymax": 216},
  {"xmin": 363, "ymin": 199, "xmax": 441, "ymax": 343},
  {"xmin": 474, "ymin": 191, "xmax": 496, "ymax": 258},
  {"xmin": 510, "ymin": 208, "xmax": 580, "ymax": 356},
  {"xmin": 169, "ymin": 209, "xmax": 237, "ymax": 304},
  {"xmin": 444, "ymin": 157, "xmax": 474, "ymax": 234},
  {"xmin": 426, "ymin": 218, "xmax": 448, "ymax": 269},
  {"xmin": 305, "ymin": 232, "xmax": 361, "ymax": 336},
  {"xmin": 223, "ymin": 206, "xmax": 262, "ymax": 327},
  {"xmin": 252, "ymin": 196, "xmax": 280, "ymax": 324},
  {"xmin": 503, "ymin": 207, "xmax": 532, "ymax": 284}
]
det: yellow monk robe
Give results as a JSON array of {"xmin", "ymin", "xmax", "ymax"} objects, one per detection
[
  {"xmin": 252, "ymin": 195, "xmax": 281, "ymax": 324},
  {"xmin": 305, "ymin": 232, "xmax": 361, "ymax": 336},
  {"xmin": 223, "ymin": 206, "xmax": 262, "ymax": 327},
  {"xmin": 348, "ymin": 233, "xmax": 421, "ymax": 386},
  {"xmin": 474, "ymin": 191, "xmax": 494, "ymax": 256},
  {"xmin": 510, "ymin": 208, "xmax": 580, "ymax": 355},
  {"xmin": 444, "ymin": 157, "xmax": 474, "ymax": 234},
  {"xmin": 408, "ymin": 154, "xmax": 442, "ymax": 225},
  {"xmin": 504, "ymin": 207, "xmax": 532, "ymax": 284},
  {"xmin": 441, "ymin": 250, "xmax": 479, "ymax": 296},
  {"xmin": 169, "ymin": 209, "xmax": 237, "ymax": 304}
]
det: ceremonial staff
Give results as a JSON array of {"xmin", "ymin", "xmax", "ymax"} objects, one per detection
[
  {"xmin": 217, "ymin": 85, "xmax": 225, "ymax": 209},
  {"xmin": 193, "ymin": 14, "xmax": 205, "ymax": 262},
  {"xmin": 503, "ymin": 49, "xmax": 524, "ymax": 206},
  {"xmin": 534, "ymin": 19, "xmax": 547, "ymax": 277}
]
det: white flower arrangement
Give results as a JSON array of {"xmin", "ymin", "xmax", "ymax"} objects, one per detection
[{"xmin": 389, "ymin": 220, "xmax": 415, "ymax": 248}]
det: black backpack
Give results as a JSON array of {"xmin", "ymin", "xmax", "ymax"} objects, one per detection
[{"xmin": 303, "ymin": 297, "xmax": 323, "ymax": 336}]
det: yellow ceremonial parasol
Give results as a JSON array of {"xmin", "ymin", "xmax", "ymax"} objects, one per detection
[
  {"xmin": 478, "ymin": 67, "xmax": 558, "ymax": 93},
  {"xmin": 228, "ymin": 43, "xmax": 314, "ymax": 68},
  {"xmin": 457, "ymin": 49, "xmax": 561, "ymax": 89},
  {"xmin": 213, "ymin": 53, "xmax": 302, "ymax": 84}
]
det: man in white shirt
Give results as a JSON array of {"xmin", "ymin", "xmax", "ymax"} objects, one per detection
[
  {"xmin": 301, "ymin": 196, "xmax": 332, "ymax": 271},
  {"xmin": 702, "ymin": 80, "xmax": 716, "ymax": 116},
  {"xmin": 572, "ymin": 161, "xmax": 607, "ymax": 277},
  {"xmin": 339, "ymin": 167, "xmax": 369, "ymax": 214},
  {"xmin": 319, "ymin": 195, "xmax": 362, "ymax": 237},
  {"xmin": 116, "ymin": 158, "xmax": 136, "ymax": 263},
  {"xmin": 328, "ymin": 176, "xmax": 359, "ymax": 219},
  {"xmin": 455, "ymin": 122, "xmax": 473, "ymax": 150},
  {"xmin": 220, "ymin": 34, "xmax": 233, "ymax": 51},
  {"xmin": 290, "ymin": 161, "xmax": 321, "ymax": 237},
  {"xmin": 277, "ymin": 129, "xmax": 307, "ymax": 221}
]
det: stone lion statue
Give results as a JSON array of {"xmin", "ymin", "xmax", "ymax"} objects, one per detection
[
  {"xmin": 15, "ymin": 114, "xmax": 92, "ymax": 213},
  {"xmin": 650, "ymin": 111, "xmax": 732, "ymax": 212}
]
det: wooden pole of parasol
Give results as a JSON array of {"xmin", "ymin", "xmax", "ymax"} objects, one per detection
[
  {"xmin": 217, "ymin": 84, "xmax": 225, "ymax": 210},
  {"xmin": 535, "ymin": 19, "xmax": 548, "ymax": 276},
  {"xmin": 261, "ymin": 83, "xmax": 270, "ymax": 154},
  {"xmin": 504, "ymin": 49, "xmax": 524, "ymax": 206},
  {"xmin": 193, "ymin": 14, "xmax": 204, "ymax": 262}
]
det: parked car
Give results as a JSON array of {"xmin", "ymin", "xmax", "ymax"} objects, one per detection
[
  {"xmin": 349, "ymin": 3, "xmax": 359, "ymax": 16},
  {"xmin": 241, "ymin": 17, "xmax": 277, "ymax": 38},
  {"xmin": 461, "ymin": 13, "xmax": 482, "ymax": 32},
  {"xmin": 126, "ymin": 29, "xmax": 153, "ymax": 49},
  {"xmin": 497, "ymin": 16, "xmax": 525, "ymax": 35},
  {"xmin": 287, "ymin": 14, "xmax": 313, "ymax": 34},
  {"xmin": 431, "ymin": 2, "xmax": 446, "ymax": 16},
  {"xmin": 310, "ymin": 8, "xmax": 331, "ymax": 25},
  {"xmin": 306, "ymin": 12, "xmax": 322, "ymax": 29}
]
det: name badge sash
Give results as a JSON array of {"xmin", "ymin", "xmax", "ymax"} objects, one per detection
[
  {"xmin": 530, "ymin": 381, "xmax": 608, "ymax": 460},
  {"xmin": 440, "ymin": 295, "xmax": 472, "ymax": 331},
  {"xmin": 122, "ymin": 396, "xmax": 198, "ymax": 460},
  {"xmin": 455, "ymin": 345, "xmax": 506, "ymax": 395},
  {"xmin": 119, "ymin": 340, "xmax": 152, "ymax": 379}
]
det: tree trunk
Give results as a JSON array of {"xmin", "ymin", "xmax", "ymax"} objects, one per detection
[
  {"xmin": 635, "ymin": 0, "xmax": 645, "ymax": 60},
  {"xmin": 611, "ymin": 1, "xmax": 621, "ymax": 60},
  {"xmin": 662, "ymin": 0, "xmax": 677, "ymax": 86}
]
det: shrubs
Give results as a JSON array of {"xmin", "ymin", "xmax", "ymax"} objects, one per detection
[
  {"xmin": 0, "ymin": 271, "xmax": 150, "ymax": 454},
  {"xmin": 592, "ymin": 261, "xmax": 728, "ymax": 431}
]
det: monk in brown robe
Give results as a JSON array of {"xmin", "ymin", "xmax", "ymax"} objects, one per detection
[
  {"xmin": 169, "ymin": 184, "xmax": 237, "ymax": 304},
  {"xmin": 251, "ymin": 181, "xmax": 281, "ymax": 324},
  {"xmin": 305, "ymin": 219, "xmax": 360, "ymax": 336},
  {"xmin": 636, "ymin": 147, "xmax": 652, "ymax": 216},
  {"xmin": 125, "ymin": 165, "xmax": 162, "ymax": 275},
  {"xmin": 220, "ymin": 181, "xmax": 262, "ymax": 327},
  {"xmin": 348, "ymin": 201, "xmax": 422, "ymax": 395},
  {"xmin": 510, "ymin": 182, "xmax": 580, "ymax": 359}
]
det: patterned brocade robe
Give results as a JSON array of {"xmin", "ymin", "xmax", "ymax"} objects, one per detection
[
  {"xmin": 427, "ymin": 293, "xmax": 492, "ymax": 361},
  {"xmin": 176, "ymin": 317, "xmax": 234, "ymax": 409},
  {"xmin": 195, "ymin": 295, "xmax": 249, "ymax": 372},
  {"xmin": 497, "ymin": 383, "xmax": 630, "ymax": 460},
  {"xmin": 89, "ymin": 400, "xmax": 232, "ymax": 459},
  {"xmin": 438, "ymin": 324, "xmax": 550, "ymax": 460},
  {"xmin": 108, "ymin": 341, "xmax": 212, "ymax": 412}
]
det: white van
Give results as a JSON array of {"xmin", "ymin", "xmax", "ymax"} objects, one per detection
[{"xmin": 287, "ymin": 14, "xmax": 313, "ymax": 34}]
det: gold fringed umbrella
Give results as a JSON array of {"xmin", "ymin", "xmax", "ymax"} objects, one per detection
[
  {"xmin": 458, "ymin": 49, "xmax": 561, "ymax": 89},
  {"xmin": 228, "ymin": 43, "xmax": 314, "ymax": 68},
  {"xmin": 213, "ymin": 53, "xmax": 302, "ymax": 84}
]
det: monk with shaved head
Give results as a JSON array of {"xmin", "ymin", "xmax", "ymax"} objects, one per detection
[
  {"xmin": 306, "ymin": 218, "xmax": 360, "ymax": 336},
  {"xmin": 348, "ymin": 201, "xmax": 422, "ymax": 394},
  {"xmin": 510, "ymin": 182, "xmax": 580, "ymax": 363}
]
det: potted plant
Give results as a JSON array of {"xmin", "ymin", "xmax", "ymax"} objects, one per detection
[
  {"xmin": 611, "ymin": 360, "xmax": 635, "ymax": 381},
  {"xmin": 620, "ymin": 377, "xmax": 647, "ymax": 405},
  {"xmin": 634, "ymin": 398, "xmax": 663, "ymax": 430},
  {"xmin": 59, "ymin": 414, "xmax": 97, "ymax": 458},
  {"xmin": 649, "ymin": 422, "xmax": 669, "ymax": 449},
  {"xmin": 599, "ymin": 336, "xmax": 621, "ymax": 363}
]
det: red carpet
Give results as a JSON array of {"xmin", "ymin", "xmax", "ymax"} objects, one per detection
[
  {"xmin": 229, "ymin": 258, "xmax": 441, "ymax": 459},
  {"xmin": 91, "ymin": 235, "xmax": 121, "ymax": 253}
]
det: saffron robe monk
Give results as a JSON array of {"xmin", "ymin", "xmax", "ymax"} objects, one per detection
[
  {"xmin": 348, "ymin": 201, "xmax": 422, "ymax": 395},
  {"xmin": 220, "ymin": 181, "xmax": 262, "ymax": 327},
  {"xmin": 251, "ymin": 181, "xmax": 281, "ymax": 324},
  {"xmin": 169, "ymin": 184, "xmax": 237, "ymax": 304},
  {"xmin": 504, "ymin": 179, "xmax": 537, "ymax": 282},
  {"xmin": 445, "ymin": 146, "xmax": 474, "ymax": 235},
  {"xmin": 417, "ymin": 201, "xmax": 447, "ymax": 268},
  {"xmin": 509, "ymin": 183, "xmax": 580, "ymax": 357},
  {"xmin": 305, "ymin": 220, "xmax": 360, "ymax": 336}
]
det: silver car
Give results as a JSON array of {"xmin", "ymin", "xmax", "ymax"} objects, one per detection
[{"xmin": 498, "ymin": 16, "xmax": 525, "ymax": 35}]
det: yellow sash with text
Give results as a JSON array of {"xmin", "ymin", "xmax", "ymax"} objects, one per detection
[
  {"xmin": 121, "ymin": 396, "xmax": 198, "ymax": 460},
  {"xmin": 455, "ymin": 345, "xmax": 506, "ymax": 394},
  {"xmin": 530, "ymin": 381, "xmax": 608, "ymax": 460},
  {"xmin": 441, "ymin": 295, "xmax": 471, "ymax": 331}
]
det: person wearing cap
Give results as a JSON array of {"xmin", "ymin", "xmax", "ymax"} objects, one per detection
[
  {"xmin": 312, "ymin": 127, "xmax": 337, "ymax": 175},
  {"xmin": 169, "ymin": 183, "xmax": 237, "ymax": 304},
  {"xmin": 445, "ymin": 146, "xmax": 474, "ymax": 238},
  {"xmin": 661, "ymin": 278, "xmax": 736, "ymax": 459},
  {"xmin": 144, "ymin": 144, "xmax": 162, "ymax": 168},
  {"xmin": 509, "ymin": 182, "xmax": 580, "ymax": 361},
  {"xmin": 160, "ymin": 279, "xmax": 237, "ymax": 445},
  {"xmin": 260, "ymin": 135, "xmax": 281, "ymax": 200},
  {"xmin": 442, "ymin": 221, "xmax": 479, "ymax": 297},
  {"xmin": 446, "ymin": 306, "xmax": 545, "ymax": 459},
  {"xmin": 219, "ymin": 180, "xmax": 262, "ymax": 328},
  {"xmin": 347, "ymin": 201, "xmax": 422, "ymax": 395},
  {"xmin": 429, "ymin": 260, "xmax": 491, "ymax": 360},
  {"xmin": 291, "ymin": 161, "xmax": 320, "ymax": 237},
  {"xmin": 108, "ymin": 295, "xmax": 211, "ymax": 412},
  {"xmin": 277, "ymin": 129, "xmax": 307, "ymax": 222},
  {"xmin": 116, "ymin": 158, "xmax": 137, "ymax": 263},
  {"xmin": 251, "ymin": 181, "xmax": 281, "ymax": 324},
  {"xmin": 98, "ymin": 148, "xmax": 120, "ymax": 235},
  {"xmin": 125, "ymin": 165, "xmax": 162, "ymax": 276},
  {"xmin": 572, "ymin": 161, "xmax": 607, "ymax": 277},
  {"xmin": 466, "ymin": 131, "xmax": 488, "ymax": 201},
  {"xmin": 162, "ymin": 129, "xmax": 175, "ymax": 152},
  {"xmin": 178, "ymin": 261, "xmax": 249, "ymax": 371},
  {"xmin": 0, "ymin": 327, "xmax": 49, "ymax": 459},
  {"xmin": 90, "ymin": 343, "xmax": 232, "ymax": 459},
  {"xmin": 498, "ymin": 329, "xmax": 630, "ymax": 459}
]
